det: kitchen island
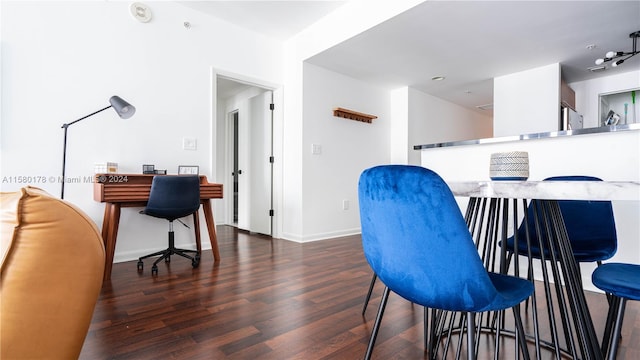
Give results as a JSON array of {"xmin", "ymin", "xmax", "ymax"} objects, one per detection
[
  {"xmin": 414, "ymin": 123, "xmax": 640, "ymax": 291},
  {"xmin": 415, "ymin": 124, "xmax": 639, "ymax": 182}
]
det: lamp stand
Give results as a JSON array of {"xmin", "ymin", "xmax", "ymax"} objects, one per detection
[
  {"xmin": 59, "ymin": 95, "xmax": 135, "ymax": 199},
  {"xmin": 60, "ymin": 105, "xmax": 111, "ymax": 199}
]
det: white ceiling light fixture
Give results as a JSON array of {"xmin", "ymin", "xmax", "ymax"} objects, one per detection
[
  {"xmin": 595, "ymin": 30, "xmax": 640, "ymax": 67},
  {"xmin": 130, "ymin": 2, "xmax": 152, "ymax": 23}
]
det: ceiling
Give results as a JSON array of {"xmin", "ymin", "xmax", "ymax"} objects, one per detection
[
  {"xmin": 181, "ymin": 1, "xmax": 640, "ymax": 114},
  {"xmin": 177, "ymin": 0, "xmax": 347, "ymax": 41}
]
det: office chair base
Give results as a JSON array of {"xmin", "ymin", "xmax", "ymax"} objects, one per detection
[
  {"xmin": 137, "ymin": 228, "xmax": 200, "ymax": 275},
  {"xmin": 138, "ymin": 250, "xmax": 200, "ymax": 275}
]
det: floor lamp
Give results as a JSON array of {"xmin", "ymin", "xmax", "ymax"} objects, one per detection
[{"xmin": 61, "ymin": 95, "xmax": 135, "ymax": 199}]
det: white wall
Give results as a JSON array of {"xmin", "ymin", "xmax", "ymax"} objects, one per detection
[
  {"xmin": 408, "ymin": 88, "xmax": 492, "ymax": 165},
  {"xmin": 297, "ymin": 63, "xmax": 491, "ymax": 241},
  {"xmin": 299, "ymin": 62, "xmax": 390, "ymax": 241},
  {"xmin": 494, "ymin": 63, "xmax": 561, "ymax": 137},
  {"xmin": 570, "ymin": 69, "xmax": 640, "ymax": 128},
  {"xmin": 1, "ymin": 1, "xmax": 283, "ymax": 261},
  {"xmin": 280, "ymin": 0, "xmax": 427, "ymax": 241},
  {"xmin": 390, "ymin": 87, "xmax": 409, "ymax": 164}
]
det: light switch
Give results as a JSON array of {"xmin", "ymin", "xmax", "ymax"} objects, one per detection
[
  {"xmin": 342, "ymin": 199, "xmax": 349, "ymax": 210},
  {"xmin": 312, "ymin": 144, "xmax": 322, "ymax": 155},
  {"xmin": 183, "ymin": 137, "xmax": 197, "ymax": 151}
]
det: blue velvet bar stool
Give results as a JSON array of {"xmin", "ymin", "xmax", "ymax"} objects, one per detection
[
  {"xmin": 505, "ymin": 176, "xmax": 617, "ymax": 268},
  {"xmin": 502, "ymin": 176, "xmax": 617, "ymax": 354},
  {"xmin": 359, "ymin": 165, "xmax": 533, "ymax": 360},
  {"xmin": 591, "ymin": 263, "xmax": 640, "ymax": 360}
]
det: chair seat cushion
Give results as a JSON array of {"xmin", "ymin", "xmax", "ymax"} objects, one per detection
[
  {"xmin": 482, "ymin": 272, "xmax": 534, "ymax": 312},
  {"xmin": 591, "ymin": 263, "xmax": 640, "ymax": 301},
  {"xmin": 503, "ymin": 176, "xmax": 617, "ymax": 264},
  {"xmin": 504, "ymin": 236, "xmax": 615, "ymax": 263}
]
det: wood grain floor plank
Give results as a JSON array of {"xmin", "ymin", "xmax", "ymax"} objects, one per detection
[{"xmin": 80, "ymin": 225, "xmax": 640, "ymax": 359}]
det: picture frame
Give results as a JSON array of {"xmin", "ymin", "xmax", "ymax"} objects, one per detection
[
  {"xmin": 142, "ymin": 164, "xmax": 155, "ymax": 174},
  {"xmin": 178, "ymin": 165, "xmax": 199, "ymax": 175}
]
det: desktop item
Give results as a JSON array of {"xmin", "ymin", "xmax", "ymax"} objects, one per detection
[{"xmin": 142, "ymin": 164, "xmax": 155, "ymax": 174}]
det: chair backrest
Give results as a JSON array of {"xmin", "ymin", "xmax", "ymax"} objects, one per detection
[
  {"xmin": 145, "ymin": 175, "xmax": 201, "ymax": 220},
  {"xmin": 518, "ymin": 175, "xmax": 617, "ymax": 262},
  {"xmin": 358, "ymin": 165, "xmax": 499, "ymax": 312},
  {"xmin": 1, "ymin": 186, "xmax": 104, "ymax": 359}
]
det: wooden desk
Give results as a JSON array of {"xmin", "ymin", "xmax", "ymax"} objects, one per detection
[{"xmin": 93, "ymin": 174, "xmax": 223, "ymax": 281}]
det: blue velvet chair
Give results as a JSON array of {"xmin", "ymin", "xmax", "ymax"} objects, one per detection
[
  {"xmin": 591, "ymin": 263, "xmax": 640, "ymax": 360},
  {"xmin": 358, "ymin": 165, "xmax": 533, "ymax": 360},
  {"xmin": 504, "ymin": 176, "xmax": 617, "ymax": 267},
  {"xmin": 137, "ymin": 175, "xmax": 201, "ymax": 275}
]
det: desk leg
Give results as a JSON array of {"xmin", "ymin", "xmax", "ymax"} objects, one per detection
[
  {"xmin": 201, "ymin": 199, "xmax": 220, "ymax": 261},
  {"xmin": 193, "ymin": 211, "xmax": 202, "ymax": 254},
  {"xmin": 102, "ymin": 203, "xmax": 121, "ymax": 282}
]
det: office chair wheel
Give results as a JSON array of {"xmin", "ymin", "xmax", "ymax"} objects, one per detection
[
  {"xmin": 137, "ymin": 260, "xmax": 143, "ymax": 271},
  {"xmin": 151, "ymin": 264, "xmax": 158, "ymax": 275},
  {"xmin": 165, "ymin": 256, "xmax": 170, "ymax": 263},
  {"xmin": 192, "ymin": 258, "xmax": 199, "ymax": 268}
]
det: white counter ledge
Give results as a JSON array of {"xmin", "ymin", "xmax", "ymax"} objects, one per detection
[{"xmin": 414, "ymin": 123, "xmax": 640, "ymax": 150}]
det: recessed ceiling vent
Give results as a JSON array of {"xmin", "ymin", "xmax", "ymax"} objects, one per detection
[
  {"xmin": 476, "ymin": 103, "xmax": 493, "ymax": 111},
  {"xmin": 588, "ymin": 65, "xmax": 607, "ymax": 72}
]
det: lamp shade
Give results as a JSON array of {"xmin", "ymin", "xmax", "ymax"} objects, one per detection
[{"xmin": 109, "ymin": 96, "xmax": 136, "ymax": 119}]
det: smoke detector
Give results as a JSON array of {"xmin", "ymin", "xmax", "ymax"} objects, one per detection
[{"xmin": 130, "ymin": 2, "xmax": 152, "ymax": 23}]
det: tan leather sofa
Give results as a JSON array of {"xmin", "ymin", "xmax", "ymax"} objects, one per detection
[{"xmin": 1, "ymin": 186, "xmax": 105, "ymax": 359}]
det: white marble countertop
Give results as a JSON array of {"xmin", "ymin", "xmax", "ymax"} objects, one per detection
[{"xmin": 447, "ymin": 180, "xmax": 640, "ymax": 201}]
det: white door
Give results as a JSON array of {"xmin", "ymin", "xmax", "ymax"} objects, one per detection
[
  {"xmin": 235, "ymin": 90, "xmax": 273, "ymax": 235},
  {"xmin": 248, "ymin": 91, "xmax": 273, "ymax": 235}
]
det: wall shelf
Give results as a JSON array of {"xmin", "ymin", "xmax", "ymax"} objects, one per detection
[{"xmin": 333, "ymin": 107, "xmax": 377, "ymax": 123}]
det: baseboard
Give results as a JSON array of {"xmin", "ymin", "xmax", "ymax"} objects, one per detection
[
  {"xmin": 113, "ymin": 242, "xmax": 212, "ymax": 263},
  {"xmin": 283, "ymin": 228, "xmax": 361, "ymax": 243}
]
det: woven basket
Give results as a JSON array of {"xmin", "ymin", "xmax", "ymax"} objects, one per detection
[{"xmin": 489, "ymin": 151, "xmax": 529, "ymax": 180}]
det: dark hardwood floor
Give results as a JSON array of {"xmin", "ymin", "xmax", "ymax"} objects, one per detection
[{"xmin": 81, "ymin": 226, "xmax": 639, "ymax": 359}]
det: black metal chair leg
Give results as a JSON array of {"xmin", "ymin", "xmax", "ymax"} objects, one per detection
[
  {"xmin": 512, "ymin": 305, "xmax": 531, "ymax": 360},
  {"xmin": 362, "ymin": 273, "xmax": 377, "ymax": 315},
  {"xmin": 138, "ymin": 249, "xmax": 167, "ymax": 261},
  {"xmin": 601, "ymin": 296, "xmax": 619, "ymax": 356},
  {"xmin": 424, "ymin": 307, "xmax": 429, "ymax": 352},
  {"xmin": 466, "ymin": 312, "xmax": 475, "ymax": 360},
  {"xmin": 364, "ymin": 286, "xmax": 390, "ymax": 360},
  {"xmin": 606, "ymin": 298, "xmax": 627, "ymax": 360}
]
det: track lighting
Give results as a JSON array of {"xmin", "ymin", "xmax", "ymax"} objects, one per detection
[{"xmin": 595, "ymin": 30, "xmax": 640, "ymax": 68}]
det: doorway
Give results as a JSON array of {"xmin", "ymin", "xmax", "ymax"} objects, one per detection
[{"xmin": 218, "ymin": 76, "xmax": 273, "ymax": 236}]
